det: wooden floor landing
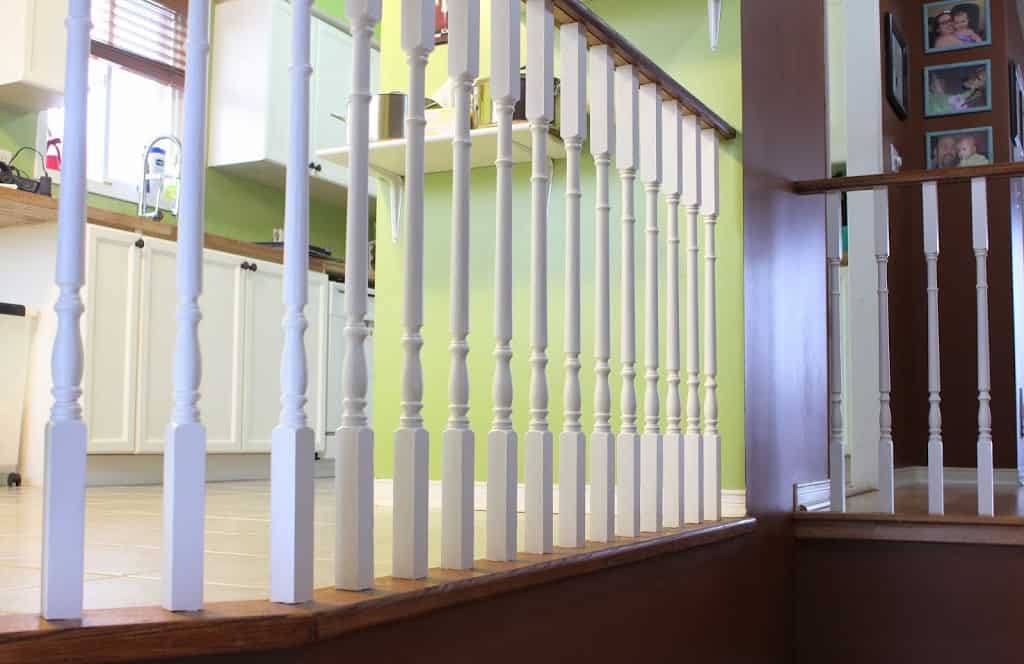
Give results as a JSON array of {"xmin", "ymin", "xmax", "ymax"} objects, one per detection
[
  {"xmin": 0, "ymin": 518, "xmax": 755, "ymax": 664},
  {"xmin": 795, "ymin": 482, "xmax": 1024, "ymax": 546}
]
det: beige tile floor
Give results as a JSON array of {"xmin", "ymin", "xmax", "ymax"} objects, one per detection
[{"xmin": 0, "ymin": 479, "xmax": 538, "ymax": 616}]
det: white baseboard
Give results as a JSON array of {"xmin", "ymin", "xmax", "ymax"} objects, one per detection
[
  {"xmin": 373, "ymin": 479, "xmax": 747, "ymax": 517},
  {"xmin": 85, "ymin": 454, "xmax": 335, "ymax": 486},
  {"xmin": 894, "ymin": 466, "xmax": 1019, "ymax": 488}
]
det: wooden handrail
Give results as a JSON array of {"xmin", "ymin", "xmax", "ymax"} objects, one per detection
[
  {"xmin": 793, "ymin": 162, "xmax": 1024, "ymax": 195},
  {"xmin": 533, "ymin": 0, "xmax": 737, "ymax": 141}
]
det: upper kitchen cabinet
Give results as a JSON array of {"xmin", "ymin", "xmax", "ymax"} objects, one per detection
[
  {"xmin": 208, "ymin": 0, "xmax": 380, "ymax": 203},
  {"xmin": 0, "ymin": 0, "xmax": 65, "ymax": 112}
]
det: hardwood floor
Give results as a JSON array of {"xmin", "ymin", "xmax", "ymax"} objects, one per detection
[{"xmin": 845, "ymin": 480, "xmax": 1024, "ymax": 517}]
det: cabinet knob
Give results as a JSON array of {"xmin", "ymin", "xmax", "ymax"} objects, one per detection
[
  {"xmin": 250, "ymin": 263, "xmax": 258, "ymax": 272},
  {"xmin": 134, "ymin": 238, "xmax": 145, "ymax": 249},
  {"xmin": 240, "ymin": 261, "xmax": 250, "ymax": 270}
]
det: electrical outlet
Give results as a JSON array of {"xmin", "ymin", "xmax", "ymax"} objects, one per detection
[{"xmin": 0, "ymin": 150, "xmax": 12, "ymax": 165}]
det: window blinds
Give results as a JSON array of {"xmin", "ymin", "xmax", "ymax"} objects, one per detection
[{"xmin": 91, "ymin": 0, "xmax": 188, "ymax": 88}]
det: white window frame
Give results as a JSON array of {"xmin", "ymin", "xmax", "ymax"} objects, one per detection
[{"xmin": 36, "ymin": 58, "xmax": 184, "ymax": 208}]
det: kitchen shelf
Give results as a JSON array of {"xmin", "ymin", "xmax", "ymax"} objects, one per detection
[
  {"xmin": 317, "ymin": 121, "xmax": 566, "ymax": 177},
  {"xmin": 318, "ymin": 122, "xmax": 565, "ymax": 243}
]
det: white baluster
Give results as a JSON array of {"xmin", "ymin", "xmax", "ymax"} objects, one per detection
[
  {"xmin": 588, "ymin": 44, "xmax": 615, "ymax": 544},
  {"xmin": 524, "ymin": 0, "xmax": 554, "ymax": 555},
  {"xmin": 826, "ymin": 191, "xmax": 846, "ymax": 513},
  {"xmin": 163, "ymin": 0, "xmax": 213, "ymax": 613},
  {"xmin": 486, "ymin": 0, "xmax": 519, "ymax": 563},
  {"xmin": 394, "ymin": 0, "xmax": 434, "ymax": 580},
  {"xmin": 661, "ymin": 101, "xmax": 683, "ymax": 528},
  {"xmin": 922, "ymin": 181, "xmax": 943, "ymax": 515},
  {"xmin": 615, "ymin": 64, "xmax": 640, "ymax": 538},
  {"xmin": 700, "ymin": 127, "xmax": 721, "ymax": 522},
  {"xmin": 639, "ymin": 83, "xmax": 662, "ymax": 534},
  {"xmin": 558, "ymin": 21, "xmax": 587, "ymax": 549},
  {"xmin": 972, "ymin": 177, "xmax": 994, "ymax": 517},
  {"xmin": 42, "ymin": 0, "xmax": 91, "ymax": 621},
  {"xmin": 271, "ymin": 0, "xmax": 314, "ymax": 604},
  {"xmin": 681, "ymin": 114, "xmax": 703, "ymax": 525},
  {"xmin": 875, "ymin": 187, "xmax": 895, "ymax": 514},
  {"xmin": 442, "ymin": 0, "xmax": 479, "ymax": 570},
  {"xmin": 336, "ymin": 0, "xmax": 380, "ymax": 591}
]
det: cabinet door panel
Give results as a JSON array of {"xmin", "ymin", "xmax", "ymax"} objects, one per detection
[
  {"xmin": 201, "ymin": 250, "xmax": 246, "ymax": 451},
  {"xmin": 311, "ymin": 18, "xmax": 352, "ymax": 155},
  {"xmin": 136, "ymin": 243, "xmax": 245, "ymax": 453},
  {"xmin": 307, "ymin": 274, "xmax": 329, "ymax": 451},
  {"xmin": 134, "ymin": 237, "xmax": 177, "ymax": 453},
  {"xmin": 83, "ymin": 226, "xmax": 142, "ymax": 453},
  {"xmin": 241, "ymin": 259, "xmax": 285, "ymax": 451}
]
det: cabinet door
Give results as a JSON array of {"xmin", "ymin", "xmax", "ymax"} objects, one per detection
[
  {"xmin": 265, "ymin": 0, "xmax": 293, "ymax": 168},
  {"xmin": 240, "ymin": 260, "xmax": 329, "ymax": 452},
  {"xmin": 307, "ymin": 273, "xmax": 329, "ymax": 451},
  {"xmin": 240, "ymin": 259, "xmax": 285, "ymax": 452},
  {"xmin": 310, "ymin": 18, "xmax": 354, "ymax": 188},
  {"xmin": 83, "ymin": 226, "xmax": 142, "ymax": 453},
  {"xmin": 135, "ymin": 242, "xmax": 245, "ymax": 453}
]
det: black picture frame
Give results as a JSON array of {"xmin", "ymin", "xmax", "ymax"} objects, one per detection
[
  {"xmin": 885, "ymin": 14, "xmax": 909, "ymax": 120},
  {"xmin": 1010, "ymin": 62, "xmax": 1020, "ymax": 145}
]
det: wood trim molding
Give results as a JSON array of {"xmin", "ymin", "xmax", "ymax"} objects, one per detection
[
  {"xmin": 792, "ymin": 161, "xmax": 1024, "ymax": 195},
  {"xmin": 0, "ymin": 519, "xmax": 756, "ymax": 663},
  {"xmin": 529, "ymin": 0, "xmax": 736, "ymax": 140},
  {"xmin": 794, "ymin": 512, "xmax": 1024, "ymax": 546},
  {"xmin": 0, "ymin": 188, "xmax": 361, "ymax": 284}
]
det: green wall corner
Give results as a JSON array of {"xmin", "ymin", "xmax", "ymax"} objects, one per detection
[{"xmin": 373, "ymin": 0, "xmax": 745, "ymax": 491}]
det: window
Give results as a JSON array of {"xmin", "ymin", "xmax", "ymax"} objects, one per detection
[{"xmin": 43, "ymin": 0, "xmax": 186, "ymax": 205}]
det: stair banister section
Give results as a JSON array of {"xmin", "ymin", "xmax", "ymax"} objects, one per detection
[
  {"xmin": 700, "ymin": 127, "xmax": 721, "ymax": 522},
  {"xmin": 875, "ymin": 186, "xmax": 895, "ymax": 514},
  {"xmin": 661, "ymin": 101, "xmax": 684, "ymax": 529},
  {"xmin": 826, "ymin": 191, "xmax": 846, "ymax": 513},
  {"xmin": 486, "ymin": 0, "xmax": 520, "ymax": 563},
  {"xmin": 163, "ymin": 0, "xmax": 213, "ymax": 612},
  {"xmin": 681, "ymin": 114, "xmax": 703, "ymax": 525},
  {"xmin": 558, "ymin": 20, "xmax": 587, "ymax": 550},
  {"xmin": 271, "ymin": 0, "xmax": 314, "ymax": 605},
  {"xmin": 336, "ymin": 0, "xmax": 380, "ymax": 592},
  {"xmin": 524, "ymin": 0, "xmax": 555, "ymax": 555},
  {"xmin": 588, "ymin": 43, "xmax": 615, "ymax": 544},
  {"xmin": 972, "ymin": 177, "xmax": 994, "ymax": 517},
  {"xmin": 394, "ymin": 0, "xmax": 434, "ymax": 581},
  {"xmin": 922, "ymin": 181, "xmax": 944, "ymax": 515},
  {"xmin": 42, "ymin": 0, "xmax": 91, "ymax": 621},
  {"xmin": 441, "ymin": 0, "xmax": 479, "ymax": 572},
  {"xmin": 615, "ymin": 63, "xmax": 641, "ymax": 538},
  {"xmin": 639, "ymin": 83, "xmax": 663, "ymax": 534}
]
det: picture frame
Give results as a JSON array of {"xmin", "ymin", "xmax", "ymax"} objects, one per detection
[
  {"xmin": 885, "ymin": 13, "xmax": 909, "ymax": 119},
  {"xmin": 923, "ymin": 0, "xmax": 991, "ymax": 54},
  {"xmin": 926, "ymin": 126, "xmax": 993, "ymax": 169},
  {"xmin": 924, "ymin": 59, "xmax": 991, "ymax": 117},
  {"xmin": 1011, "ymin": 62, "xmax": 1024, "ymax": 151}
]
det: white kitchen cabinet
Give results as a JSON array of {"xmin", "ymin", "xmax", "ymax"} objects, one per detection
[
  {"xmin": 83, "ymin": 225, "xmax": 143, "ymax": 453},
  {"xmin": 82, "ymin": 225, "xmax": 331, "ymax": 455},
  {"xmin": 0, "ymin": 0, "xmax": 65, "ymax": 111},
  {"xmin": 135, "ymin": 239, "xmax": 246, "ymax": 453},
  {"xmin": 208, "ymin": 0, "xmax": 380, "ymax": 202},
  {"xmin": 240, "ymin": 258, "xmax": 329, "ymax": 452}
]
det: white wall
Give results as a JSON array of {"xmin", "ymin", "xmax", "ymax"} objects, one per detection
[{"xmin": 842, "ymin": 0, "xmax": 885, "ymax": 489}]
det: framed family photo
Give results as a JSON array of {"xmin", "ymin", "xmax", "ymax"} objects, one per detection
[
  {"xmin": 924, "ymin": 0, "xmax": 991, "ymax": 53},
  {"xmin": 926, "ymin": 126, "xmax": 993, "ymax": 168},
  {"xmin": 924, "ymin": 60, "xmax": 991, "ymax": 117},
  {"xmin": 885, "ymin": 14, "xmax": 909, "ymax": 119}
]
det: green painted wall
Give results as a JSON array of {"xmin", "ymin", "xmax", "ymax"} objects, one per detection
[
  {"xmin": 373, "ymin": 0, "xmax": 745, "ymax": 490},
  {"xmin": 0, "ymin": 0, "xmax": 352, "ymax": 254}
]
